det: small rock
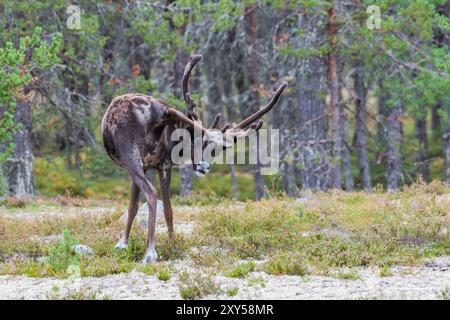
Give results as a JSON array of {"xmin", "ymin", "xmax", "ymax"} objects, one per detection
[
  {"xmin": 424, "ymin": 257, "xmax": 449, "ymax": 270},
  {"xmin": 438, "ymin": 226, "xmax": 448, "ymax": 237},
  {"xmin": 72, "ymin": 245, "xmax": 95, "ymax": 256},
  {"xmin": 295, "ymin": 197, "xmax": 308, "ymax": 204}
]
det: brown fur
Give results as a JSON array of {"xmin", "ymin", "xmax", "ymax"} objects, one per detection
[
  {"xmin": 101, "ymin": 55, "xmax": 287, "ymax": 264},
  {"xmin": 102, "ymin": 92, "xmax": 192, "ymax": 263}
]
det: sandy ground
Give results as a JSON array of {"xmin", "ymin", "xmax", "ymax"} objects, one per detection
[{"xmin": 0, "ymin": 256, "xmax": 448, "ymax": 300}]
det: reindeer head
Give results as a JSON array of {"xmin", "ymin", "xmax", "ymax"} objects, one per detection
[{"xmin": 167, "ymin": 54, "xmax": 287, "ymax": 178}]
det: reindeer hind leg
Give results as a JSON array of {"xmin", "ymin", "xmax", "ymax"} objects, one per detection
[
  {"xmin": 132, "ymin": 171, "xmax": 158, "ymax": 264},
  {"xmin": 115, "ymin": 180, "xmax": 140, "ymax": 250},
  {"xmin": 159, "ymin": 164, "xmax": 174, "ymax": 240},
  {"xmin": 123, "ymin": 165, "xmax": 159, "ymax": 264},
  {"xmin": 116, "ymin": 137, "xmax": 159, "ymax": 263}
]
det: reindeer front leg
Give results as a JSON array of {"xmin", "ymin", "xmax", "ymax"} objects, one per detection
[{"xmin": 159, "ymin": 163, "xmax": 174, "ymax": 240}]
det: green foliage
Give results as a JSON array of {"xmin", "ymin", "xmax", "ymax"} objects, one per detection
[
  {"xmin": 0, "ymin": 26, "xmax": 61, "ymax": 195},
  {"xmin": 226, "ymin": 287, "xmax": 239, "ymax": 297},
  {"xmin": 45, "ymin": 229, "xmax": 79, "ymax": 273},
  {"xmin": 263, "ymin": 252, "xmax": 308, "ymax": 276},
  {"xmin": 194, "ymin": 189, "xmax": 449, "ymax": 274},
  {"xmin": 379, "ymin": 265, "xmax": 393, "ymax": 277},
  {"xmin": 79, "ymin": 256, "xmax": 134, "ymax": 277},
  {"xmin": 34, "ymin": 155, "xmax": 256, "ymax": 201},
  {"xmin": 246, "ymin": 275, "xmax": 266, "ymax": 288},
  {"xmin": 34, "ymin": 156, "xmax": 129, "ymax": 200},
  {"xmin": 178, "ymin": 271, "xmax": 221, "ymax": 299},
  {"xmin": 0, "ymin": 186, "xmax": 448, "ymax": 283},
  {"xmin": 157, "ymin": 267, "xmax": 172, "ymax": 281},
  {"xmin": 225, "ymin": 261, "xmax": 256, "ymax": 278},
  {"xmin": 336, "ymin": 270, "xmax": 360, "ymax": 281},
  {"xmin": 437, "ymin": 287, "xmax": 450, "ymax": 300},
  {"xmin": 1, "ymin": 0, "xmax": 450, "ymax": 198},
  {"xmin": 45, "ymin": 285, "xmax": 105, "ymax": 300}
]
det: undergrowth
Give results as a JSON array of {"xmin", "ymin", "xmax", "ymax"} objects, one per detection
[{"xmin": 0, "ymin": 181, "xmax": 448, "ymax": 279}]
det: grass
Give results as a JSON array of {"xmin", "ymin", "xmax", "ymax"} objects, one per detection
[
  {"xmin": 225, "ymin": 262, "xmax": 256, "ymax": 278},
  {"xmin": 379, "ymin": 265, "xmax": 393, "ymax": 277},
  {"xmin": 45, "ymin": 284, "xmax": 109, "ymax": 300},
  {"xmin": 157, "ymin": 266, "xmax": 172, "ymax": 281},
  {"xmin": 0, "ymin": 197, "xmax": 29, "ymax": 208},
  {"xmin": 0, "ymin": 180, "xmax": 448, "ymax": 283},
  {"xmin": 247, "ymin": 276, "xmax": 266, "ymax": 288},
  {"xmin": 262, "ymin": 252, "xmax": 308, "ymax": 276},
  {"xmin": 335, "ymin": 270, "xmax": 361, "ymax": 281},
  {"xmin": 178, "ymin": 271, "xmax": 222, "ymax": 300},
  {"xmin": 226, "ymin": 287, "xmax": 239, "ymax": 297},
  {"xmin": 192, "ymin": 181, "xmax": 449, "ymax": 275},
  {"xmin": 436, "ymin": 287, "xmax": 450, "ymax": 300}
]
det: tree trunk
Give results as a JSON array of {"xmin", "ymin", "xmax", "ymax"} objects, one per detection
[
  {"xmin": 174, "ymin": 51, "xmax": 193, "ymax": 197},
  {"xmin": 245, "ymin": 5, "xmax": 265, "ymax": 200},
  {"xmin": 438, "ymin": 1, "xmax": 450, "ymax": 184},
  {"xmin": 353, "ymin": 63, "xmax": 372, "ymax": 191},
  {"xmin": 280, "ymin": 96, "xmax": 299, "ymax": 197},
  {"xmin": 431, "ymin": 104, "xmax": 441, "ymax": 136},
  {"xmin": 341, "ymin": 104, "xmax": 354, "ymax": 191},
  {"xmin": 433, "ymin": 2, "xmax": 450, "ymax": 137},
  {"xmin": 270, "ymin": 8, "xmax": 299, "ymax": 197},
  {"xmin": 2, "ymin": 99, "xmax": 35, "ymax": 197},
  {"xmin": 379, "ymin": 87, "xmax": 403, "ymax": 191},
  {"xmin": 327, "ymin": 4, "xmax": 341, "ymax": 189},
  {"xmin": 415, "ymin": 115, "xmax": 429, "ymax": 181},
  {"xmin": 296, "ymin": 14, "xmax": 329, "ymax": 191},
  {"xmin": 445, "ymin": 107, "xmax": 450, "ymax": 184},
  {"xmin": 204, "ymin": 30, "xmax": 241, "ymax": 200},
  {"xmin": 283, "ymin": 155, "xmax": 298, "ymax": 197}
]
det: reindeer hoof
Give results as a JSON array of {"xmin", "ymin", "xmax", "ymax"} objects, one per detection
[
  {"xmin": 142, "ymin": 248, "xmax": 158, "ymax": 264},
  {"xmin": 114, "ymin": 240, "xmax": 128, "ymax": 250}
]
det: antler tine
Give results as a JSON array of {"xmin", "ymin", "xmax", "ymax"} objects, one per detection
[
  {"xmin": 252, "ymin": 119, "xmax": 264, "ymax": 131},
  {"xmin": 209, "ymin": 113, "xmax": 221, "ymax": 129},
  {"xmin": 221, "ymin": 123, "xmax": 230, "ymax": 134},
  {"xmin": 166, "ymin": 108, "xmax": 208, "ymax": 134},
  {"xmin": 235, "ymin": 81, "xmax": 288, "ymax": 130},
  {"xmin": 182, "ymin": 54, "xmax": 203, "ymax": 120}
]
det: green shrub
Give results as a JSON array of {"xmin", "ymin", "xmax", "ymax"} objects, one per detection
[
  {"xmin": 178, "ymin": 271, "xmax": 221, "ymax": 300},
  {"xmin": 45, "ymin": 229, "xmax": 79, "ymax": 273},
  {"xmin": 226, "ymin": 287, "xmax": 239, "ymax": 297},
  {"xmin": 379, "ymin": 265, "xmax": 393, "ymax": 277},
  {"xmin": 225, "ymin": 262, "xmax": 256, "ymax": 278},
  {"xmin": 157, "ymin": 267, "xmax": 172, "ymax": 281},
  {"xmin": 336, "ymin": 270, "xmax": 360, "ymax": 280},
  {"xmin": 263, "ymin": 253, "xmax": 308, "ymax": 276}
]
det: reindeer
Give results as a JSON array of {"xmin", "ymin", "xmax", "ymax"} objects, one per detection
[{"xmin": 102, "ymin": 54, "xmax": 287, "ymax": 263}]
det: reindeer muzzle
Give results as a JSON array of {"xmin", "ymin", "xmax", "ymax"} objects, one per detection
[{"xmin": 195, "ymin": 161, "xmax": 211, "ymax": 178}]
